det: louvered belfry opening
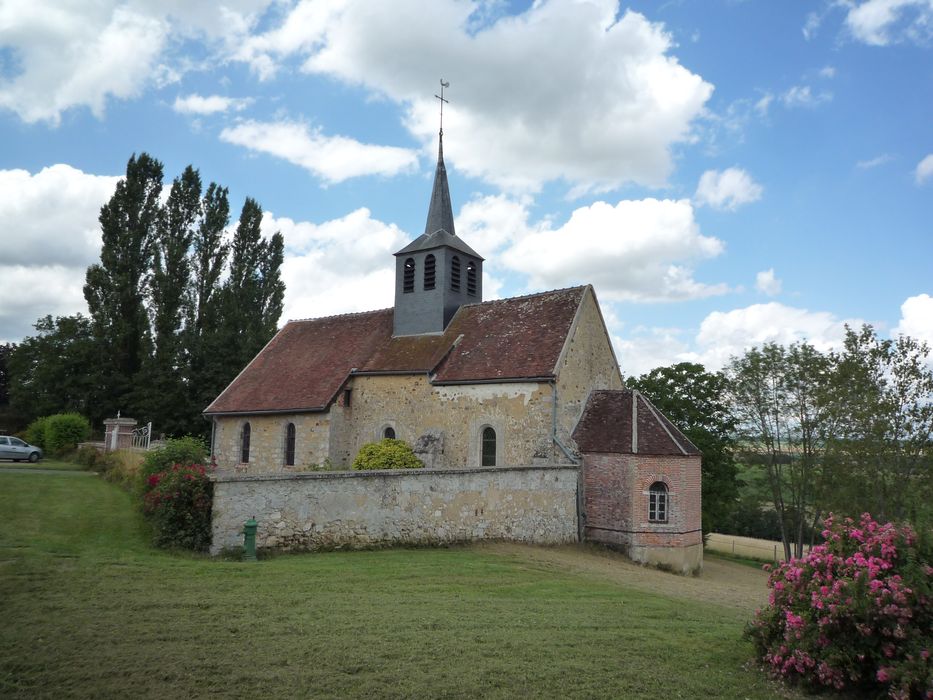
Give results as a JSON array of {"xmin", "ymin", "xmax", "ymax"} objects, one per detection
[
  {"xmin": 403, "ymin": 258, "xmax": 415, "ymax": 293},
  {"xmin": 424, "ymin": 254, "xmax": 436, "ymax": 290},
  {"xmin": 466, "ymin": 260, "xmax": 477, "ymax": 296},
  {"xmin": 450, "ymin": 255, "xmax": 461, "ymax": 291}
]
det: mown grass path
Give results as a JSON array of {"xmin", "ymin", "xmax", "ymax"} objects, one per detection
[{"xmin": 0, "ymin": 473, "xmax": 795, "ymax": 699}]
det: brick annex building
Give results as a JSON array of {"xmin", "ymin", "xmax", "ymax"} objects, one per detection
[{"xmin": 205, "ymin": 131, "xmax": 702, "ymax": 571}]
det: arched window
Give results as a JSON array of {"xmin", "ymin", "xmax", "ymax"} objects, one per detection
[
  {"xmin": 481, "ymin": 426, "xmax": 496, "ymax": 467},
  {"xmin": 450, "ymin": 255, "xmax": 461, "ymax": 292},
  {"xmin": 648, "ymin": 482, "xmax": 669, "ymax": 523},
  {"xmin": 467, "ymin": 260, "xmax": 477, "ymax": 296},
  {"xmin": 403, "ymin": 257, "xmax": 415, "ymax": 293},
  {"xmin": 424, "ymin": 254, "xmax": 436, "ymax": 290},
  {"xmin": 241, "ymin": 422, "xmax": 251, "ymax": 463},
  {"xmin": 383, "ymin": 426, "xmax": 396, "ymax": 440},
  {"xmin": 285, "ymin": 423, "xmax": 296, "ymax": 466}
]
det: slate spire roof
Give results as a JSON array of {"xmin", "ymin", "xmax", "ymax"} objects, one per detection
[{"xmin": 394, "ymin": 131, "xmax": 483, "ymax": 260}]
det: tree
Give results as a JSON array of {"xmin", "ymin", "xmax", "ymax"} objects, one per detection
[
  {"xmin": 184, "ymin": 182, "xmax": 231, "ymax": 431},
  {"xmin": 628, "ymin": 362, "xmax": 738, "ymax": 536},
  {"xmin": 211, "ymin": 198, "xmax": 284, "ymax": 388},
  {"xmin": 83, "ymin": 153, "xmax": 164, "ymax": 416},
  {"xmin": 823, "ymin": 325, "xmax": 933, "ymax": 525},
  {"xmin": 146, "ymin": 166, "xmax": 201, "ymax": 434},
  {"xmin": 726, "ymin": 343, "xmax": 833, "ymax": 560},
  {"xmin": 0, "ymin": 342, "xmax": 12, "ymax": 407},
  {"xmin": 7, "ymin": 315, "xmax": 105, "ymax": 424}
]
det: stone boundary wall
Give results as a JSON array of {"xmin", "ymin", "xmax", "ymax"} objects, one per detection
[{"xmin": 210, "ymin": 465, "xmax": 579, "ymax": 555}]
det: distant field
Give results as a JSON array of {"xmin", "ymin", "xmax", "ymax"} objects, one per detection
[
  {"xmin": 706, "ymin": 532, "xmax": 811, "ymax": 562},
  {"xmin": 0, "ymin": 472, "xmax": 796, "ymax": 699}
]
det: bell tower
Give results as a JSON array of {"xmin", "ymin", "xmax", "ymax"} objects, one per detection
[{"xmin": 393, "ymin": 82, "xmax": 483, "ymax": 336}]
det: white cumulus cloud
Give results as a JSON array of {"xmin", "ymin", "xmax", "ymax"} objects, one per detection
[
  {"xmin": 755, "ymin": 269, "xmax": 782, "ymax": 297},
  {"xmin": 845, "ymin": 0, "xmax": 933, "ymax": 45},
  {"xmin": 915, "ymin": 154, "xmax": 933, "ymax": 184},
  {"xmin": 173, "ymin": 93, "xmax": 252, "ymax": 115},
  {"xmin": 0, "ymin": 164, "xmax": 120, "ymax": 341},
  {"xmin": 500, "ymin": 198, "xmax": 727, "ymax": 302},
  {"xmin": 237, "ymin": 0, "xmax": 713, "ymax": 193},
  {"xmin": 694, "ymin": 167, "xmax": 763, "ymax": 211},
  {"xmin": 894, "ymin": 294, "xmax": 933, "ymax": 350},
  {"xmin": 220, "ymin": 119, "xmax": 419, "ymax": 183}
]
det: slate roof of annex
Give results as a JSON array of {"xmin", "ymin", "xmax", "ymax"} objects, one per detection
[
  {"xmin": 572, "ymin": 389, "xmax": 701, "ymax": 456},
  {"xmin": 204, "ymin": 286, "xmax": 588, "ymax": 415}
]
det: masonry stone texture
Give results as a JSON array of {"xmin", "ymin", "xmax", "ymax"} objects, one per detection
[{"xmin": 210, "ymin": 466, "xmax": 578, "ymax": 554}]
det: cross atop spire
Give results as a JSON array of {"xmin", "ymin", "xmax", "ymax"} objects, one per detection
[{"xmin": 435, "ymin": 79, "xmax": 449, "ymax": 136}]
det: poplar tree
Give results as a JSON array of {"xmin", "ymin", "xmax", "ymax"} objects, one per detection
[
  {"xmin": 147, "ymin": 166, "xmax": 201, "ymax": 434},
  {"xmin": 83, "ymin": 153, "xmax": 163, "ymax": 415}
]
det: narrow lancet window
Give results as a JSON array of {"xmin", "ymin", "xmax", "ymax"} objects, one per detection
[
  {"xmin": 285, "ymin": 423, "xmax": 296, "ymax": 466},
  {"xmin": 241, "ymin": 422, "xmax": 251, "ymax": 463},
  {"xmin": 403, "ymin": 258, "xmax": 415, "ymax": 293},
  {"xmin": 450, "ymin": 255, "xmax": 461, "ymax": 292},
  {"xmin": 467, "ymin": 260, "xmax": 477, "ymax": 296},
  {"xmin": 424, "ymin": 254, "xmax": 436, "ymax": 290},
  {"xmin": 383, "ymin": 426, "xmax": 396, "ymax": 440},
  {"xmin": 481, "ymin": 426, "xmax": 496, "ymax": 467}
]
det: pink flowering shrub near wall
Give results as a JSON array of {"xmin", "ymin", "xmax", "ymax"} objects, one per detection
[{"xmin": 748, "ymin": 514, "xmax": 932, "ymax": 699}]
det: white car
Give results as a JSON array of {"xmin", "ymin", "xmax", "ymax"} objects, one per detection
[{"xmin": 0, "ymin": 436, "xmax": 43, "ymax": 462}]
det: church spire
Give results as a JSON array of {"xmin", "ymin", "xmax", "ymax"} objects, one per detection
[{"xmin": 424, "ymin": 80, "xmax": 454, "ymax": 236}]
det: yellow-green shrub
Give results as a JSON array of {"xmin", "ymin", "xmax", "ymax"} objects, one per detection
[{"xmin": 352, "ymin": 439, "xmax": 423, "ymax": 470}]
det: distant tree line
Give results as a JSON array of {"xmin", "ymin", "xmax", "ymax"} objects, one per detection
[
  {"xmin": 630, "ymin": 327, "xmax": 933, "ymax": 558},
  {"xmin": 5, "ymin": 153, "xmax": 285, "ymax": 438}
]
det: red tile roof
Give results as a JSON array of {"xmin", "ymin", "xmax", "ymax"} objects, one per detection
[
  {"xmin": 205, "ymin": 286, "xmax": 587, "ymax": 415},
  {"xmin": 572, "ymin": 389, "xmax": 700, "ymax": 456}
]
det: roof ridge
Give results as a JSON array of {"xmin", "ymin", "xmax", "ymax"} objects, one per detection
[
  {"xmin": 287, "ymin": 307, "xmax": 392, "ymax": 324},
  {"xmin": 458, "ymin": 285, "xmax": 588, "ymax": 309}
]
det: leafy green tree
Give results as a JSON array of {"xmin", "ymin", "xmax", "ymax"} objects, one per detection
[
  {"xmin": 83, "ymin": 153, "xmax": 163, "ymax": 416},
  {"xmin": 628, "ymin": 362, "xmax": 738, "ymax": 536},
  {"xmin": 210, "ymin": 198, "xmax": 285, "ymax": 394},
  {"xmin": 8, "ymin": 315, "xmax": 105, "ymax": 424},
  {"xmin": 0, "ymin": 342, "xmax": 13, "ymax": 407},
  {"xmin": 726, "ymin": 343, "xmax": 834, "ymax": 559},
  {"xmin": 823, "ymin": 325, "xmax": 933, "ymax": 525},
  {"xmin": 146, "ymin": 166, "xmax": 201, "ymax": 435},
  {"xmin": 184, "ymin": 182, "xmax": 231, "ymax": 431}
]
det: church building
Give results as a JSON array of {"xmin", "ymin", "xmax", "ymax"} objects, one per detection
[{"xmin": 205, "ymin": 126, "xmax": 702, "ymax": 572}]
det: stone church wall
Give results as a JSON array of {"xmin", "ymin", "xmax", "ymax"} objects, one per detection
[
  {"xmin": 555, "ymin": 288, "xmax": 623, "ymax": 453},
  {"xmin": 582, "ymin": 452, "xmax": 702, "ymax": 573},
  {"xmin": 210, "ymin": 465, "xmax": 579, "ymax": 554},
  {"xmin": 327, "ymin": 375, "xmax": 554, "ymax": 468},
  {"xmin": 212, "ymin": 413, "xmax": 332, "ymax": 473}
]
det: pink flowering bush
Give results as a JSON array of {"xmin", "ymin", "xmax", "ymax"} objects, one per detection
[
  {"xmin": 142, "ymin": 462, "xmax": 214, "ymax": 551},
  {"xmin": 748, "ymin": 514, "xmax": 932, "ymax": 699}
]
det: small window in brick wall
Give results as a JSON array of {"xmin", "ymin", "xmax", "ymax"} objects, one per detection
[
  {"xmin": 450, "ymin": 255, "xmax": 461, "ymax": 291},
  {"xmin": 648, "ymin": 481, "xmax": 669, "ymax": 523},
  {"xmin": 383, "ymin": 426, "xmax": 396, "ymax": 440},
  {"xmin": 241, "ymin": 422, "xmax": 251, "ymax": 463},
  {"xmin": 285, "ymin": 423, "xmax": 296, "ymax": 466},
  {"xmin": 343, "ymin": 389, "xmax": 352, "ymax": 407},
  {"xmin": 403, "ymin": 258, "xmax": 415, "ymax": 293},
  {"xmin": 424, "ymin": 254, "xmax": 436, "ymax": 290}
]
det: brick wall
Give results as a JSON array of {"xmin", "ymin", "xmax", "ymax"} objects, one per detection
[{"xmin": 582, "ymin": 452, "xmax": 702, "ymax": 573}]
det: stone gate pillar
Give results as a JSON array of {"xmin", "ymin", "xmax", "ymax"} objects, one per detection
[{"xmin": 103, "ymin": 416, "xmax": 137, "ymax": 452}]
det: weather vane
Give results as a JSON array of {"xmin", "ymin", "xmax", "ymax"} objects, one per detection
[{"xmin": 435, "ymin": 79, "xmax": 449, "ymax": 135}]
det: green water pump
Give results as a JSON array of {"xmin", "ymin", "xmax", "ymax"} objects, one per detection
[{"xmin": 242, "ymin": 517, "xmax": 258, "ymax": 562}]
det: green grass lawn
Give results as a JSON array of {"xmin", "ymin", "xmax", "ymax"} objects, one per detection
[
  {"xmin": 0, "ymin": 473, "xmax": 792, "ymax": 699},
  {"xmin": 0, "ymin": 457, "xmax": 85, "ymax": 471}
]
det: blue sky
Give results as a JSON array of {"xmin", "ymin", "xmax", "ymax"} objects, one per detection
[{"xmin": 1, "ymin": 0, "xmax": 931, "ymax": 375}]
